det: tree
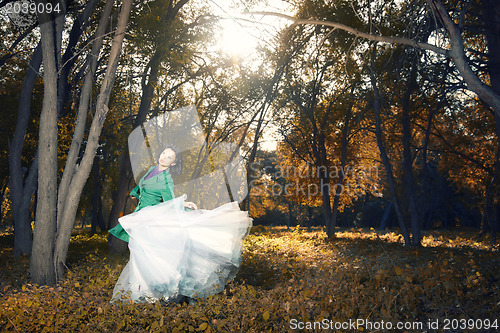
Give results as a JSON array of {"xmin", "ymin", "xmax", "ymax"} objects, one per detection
[
  {"xmin": 30, "ymin": 2, "xmax": 62, "ymax": 285},
  {"xmin": 30, "ymin": 0, "xmax": 133, "ymax": 284},
  {"xmin": 250, "ymin": 0, "xmax": 500, "ymax": 122},
  {"xmin": 4, "ymin": 42, "xmax": 41, "ymax": 256},
  {"xmin": 6, "ymin": 0, "xmax": 101, "ymax": 256},
  {"xmin": 250, "ymin": 0, "xmax": 499, "ymax": 242},
  {"xmin": 270, "ymin": 0, "xmax": 382, "ymax": 237}
]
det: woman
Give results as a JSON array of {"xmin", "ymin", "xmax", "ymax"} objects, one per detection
[{"xmin": 110, "ymin": 146, "xmax": 251, "ymax": 303}]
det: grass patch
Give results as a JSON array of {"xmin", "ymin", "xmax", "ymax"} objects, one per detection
[{"xmin": 0, "ymin": 227, "xmax": 499, "ymax": 332}]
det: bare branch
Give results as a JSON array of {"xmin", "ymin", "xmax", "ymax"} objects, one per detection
[{"xmin": 245, "ymin": 11, "xmax": 449, "ymax": 56}]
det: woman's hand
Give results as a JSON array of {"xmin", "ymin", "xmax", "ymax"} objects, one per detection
[{"xmin": 184, "ymin": 201, "xmax": 198, "ymax": 210}]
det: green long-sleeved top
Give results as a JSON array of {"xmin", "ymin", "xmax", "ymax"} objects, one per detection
[{"xmin": 108, "ymin": 166, "xmax": 175, "ymax": 242}]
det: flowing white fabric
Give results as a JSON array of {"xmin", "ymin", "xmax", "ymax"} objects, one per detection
[{"xmin": 112, "ymin": 195, "xmax": 252, "ymax": 303}]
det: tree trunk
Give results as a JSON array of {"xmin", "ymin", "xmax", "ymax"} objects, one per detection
[
  {"xmin": 421, "ymin": 87, "xmax": 444, "ymax": 231},
  {"xmin": 0, "ymin": 178, "xmax": 8, "ymax": 227},
  {"xmin": 240, "ymin": 56, "xmax": 290, "ymax": 212},
  {"xmin": 315, "ymin": 131, "xmax": 333, "ymax": 236},
  {"xmin": 57, "ymin": 0, "xmax": 100, "ymax": 118},
  {"xmin": 369, "ymin": 48, "xmax": 411, "ymax": 246},
  {"xmin": 320, "ymin": 168, "xmax": 333, "ymax": 235},
  {"xmin": 242, "ymin": 103, "xmax": 270, "ymax": 212},
  {"xmin": 9, "ymin": 42, "xmax": 42, "ymax": 256},
  {"xmin": 401, "ymin": 56, "xmax": 421, "ymax": 245},
  {"xmin": 484, "ymin": 112, "xmax": 500, "ymax": 243},
  {"xmin": 300, "ymin": 101, "xmax": 332, "ymax": 236},
  {"xmin": 91, "ymin": 156, "xmax": 106, "ymax": 235},
  {"xmin": 379, "ymin": 201, "xmax": 393, "ymax": 230},
  {"xmin": 287, "ymin": 201, "xmax": 294, "ymax": 229},
  {"xmin": 330, "ymin": 102, "xmax": 353, "ymax": 233},
  {"xmin": 481, "ymin": 0, "xmax": 500, "ymax": 243},
  {"xmin": 53, "ymin": 0, "xmax": 133, "ymax": 281},
  {"xmin": 427, "ymin": 0, "xmax": 500, "ymax": 119},
  {"xmin": 30, "ymin": 15, "xmax": 60, "ymax": 285},
  {"xmin": 56, "ymin": 0, "xmax": 114, "ymax": 229}
]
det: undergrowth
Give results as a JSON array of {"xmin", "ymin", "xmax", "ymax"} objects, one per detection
[{"xmin": 0, "ymin": 227, "xmax": 498, "ymax": 332}]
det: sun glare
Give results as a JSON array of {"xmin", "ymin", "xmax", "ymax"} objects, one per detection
[
  {"xmin": 210, "ymin": 0, "xmax": 296, "ymax": 62},
  {"xmin": 218, "ymin": 19, "xmax": 259, "ymax": 57}
]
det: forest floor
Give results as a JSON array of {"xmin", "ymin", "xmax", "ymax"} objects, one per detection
[{"xmin": 0, "ymin": 226, "xmax": 498, "ymax": 332}]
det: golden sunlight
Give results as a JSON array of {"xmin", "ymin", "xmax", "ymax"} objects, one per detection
[
  {"xmin": 218, "ymin": 18, "xmax": 259, "ymax": 57},
  {"xmin": 212, "ymin": 0, "xmax": 294, "ymax": 59}
]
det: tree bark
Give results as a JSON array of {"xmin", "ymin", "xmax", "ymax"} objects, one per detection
[
  {"xmin": 318, "ymin": 132, "xmax": 333, "ymax": 236},
  {"xmin": 57, "ymin": 0, "xmax": 100, "ymax": 118},
  {"xmin": 401, "ymin": 55, "xmax": 421, "ymax": 245},
  {"xmin": 91, "ymin": 155, "xmax": 106, "ymax": 235},
  {"xmin": 481, "ymin": 0, "xmax": 500, "ymax": 243},
  {"xmin": 56, "ymin": 0, "xmax": 114, "ymax": 229},
  {"xmin": 330, "ymin": 102, "xmax": 353, "ymax": 232},
  {"xmin": 427, "ymin": 0, "xmax": 500, "ymax": 118},
  {"xmin": 30, "ymin": 13, "xmax": 60, "ymax": 285},
  {"xmin": 9, "ymin": 42, "xmax": 42, "ymax": 257},
  {"xmin": 53, "ymin": 0, "xmax": 133, "ymax": 281},
  {"xmin": 0, "ymin": 178, "xmax": 8, "ymax": 227}
]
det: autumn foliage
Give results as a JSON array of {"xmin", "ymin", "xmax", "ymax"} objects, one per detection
[{"xmin": 1, "ymin": 226, "xmax": 498, "ymax": 332}]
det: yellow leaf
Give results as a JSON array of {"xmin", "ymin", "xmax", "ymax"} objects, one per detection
[
  {"xmin": 263, "ymin": 310, "xmax": 270, "ymax": 322},
  {"xmin": 395, "ymin": 267, "xmax": 403, "ymax": 275},
  {"xmin": 248, "ymin": 286, "xmax": 257, "ymax": 297},
  {"xmin": 197, "ymin": 322, "xmax": 208, "ymax": 331}
]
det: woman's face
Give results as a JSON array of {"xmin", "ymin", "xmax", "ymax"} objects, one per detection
[{"xmin": 158, "ymin": 148, "xmax": 176, "ymax": 169}]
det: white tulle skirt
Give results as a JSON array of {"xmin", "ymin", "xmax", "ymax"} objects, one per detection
[{"xmin": 111, "ymin": 195, "xmax": 252, "ymax": 303}]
